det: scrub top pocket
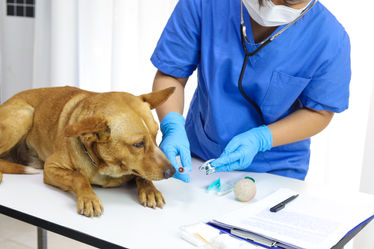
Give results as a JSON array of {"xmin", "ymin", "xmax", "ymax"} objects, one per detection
[
  {"xmin": 260, "ymin": 71, "xmax": 311, "ymax": 123},
  {"xmin": 186, "ymin": 109, "xmax": 223, "ymax": 160}
]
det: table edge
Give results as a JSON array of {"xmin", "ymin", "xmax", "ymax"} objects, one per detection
[{"xmin": 0, "ymin": 204, "xmax": 127, "ymax": 249}]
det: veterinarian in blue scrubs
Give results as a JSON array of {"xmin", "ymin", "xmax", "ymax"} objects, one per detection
[{"xmin": 151, "ymin": 0, "xmax": 351, "ymax": 182}]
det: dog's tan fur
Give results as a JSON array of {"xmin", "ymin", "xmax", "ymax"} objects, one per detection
[{"xmin": 0, "ymin": 86, "xmax": 176, "ymax": 216}]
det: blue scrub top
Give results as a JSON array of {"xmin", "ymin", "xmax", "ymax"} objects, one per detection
[{"xmin": 151, "ymin": 0, "xmax": 351, "ymax": 180}]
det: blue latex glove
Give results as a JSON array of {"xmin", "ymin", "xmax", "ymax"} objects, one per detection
[
  {"xmin": 160, "ymin": 112, "xmax": 192, "ymax": 182},
  {"xmin": 211, "ymin": 125, "xmax": 273, "ymax": 172}
]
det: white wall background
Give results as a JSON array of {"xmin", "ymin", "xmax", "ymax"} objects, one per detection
[
  {"xmin": 355, "ymin": 85, "xmax": 374, "ymax": 249},
  {"xmin": 0, "ymin": 0, "xmax": 35, "ymax": 102},
  {"xmin": 306, "ymin": 0, "xmax": 374, "ymax": 188},
  {"xmin": 31, "ymin": 0, "xmax": 186, "ymax": 94},
  {"xmin": 0, "ymin": 0, "xmax": 373, "ymax": 247}
]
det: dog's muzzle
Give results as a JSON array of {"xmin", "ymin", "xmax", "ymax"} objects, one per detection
[{"xmin": 163, "ymin": 166, "xmax": 176, "ymax": 179}]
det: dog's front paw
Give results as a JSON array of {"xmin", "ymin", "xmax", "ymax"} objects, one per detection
[
  {"xmin": 77, "ymin": 194, "xmax": 103, "ymax": 217},
  {"xmin": 138, "ymin": 184, "xmax": 165, "ymax": 209}
]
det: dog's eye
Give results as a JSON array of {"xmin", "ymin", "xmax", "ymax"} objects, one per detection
[{"xmin": 133, "ymin": 141, "xmax": 144, "ymax": 148}]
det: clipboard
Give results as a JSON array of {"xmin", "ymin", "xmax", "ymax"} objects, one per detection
[
  {"xmin": 207, "ymin": 216, "xmax": 374, "ymax": 249},
  {"xmin": 206, "ymin": 188, "xmax": 374, "ymax": 249}
]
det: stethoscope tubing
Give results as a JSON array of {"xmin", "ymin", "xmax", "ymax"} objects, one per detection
[
  {"xmin": 239, "ymin": 23, "xmax": 268, "ymax": 124},
  {"xmin": 238, "ymin": 0, "xmax": 317, "ymax": 125}
]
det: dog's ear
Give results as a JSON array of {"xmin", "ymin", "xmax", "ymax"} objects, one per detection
[
  {"xmin": 64, "ymin": 116, "xmax": 110, "ymax": 142},
  {"xmin": 139, "ymin": 87, "xmax": 176, "ymax": 109}
]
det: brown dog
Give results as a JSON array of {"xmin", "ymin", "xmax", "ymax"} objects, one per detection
[{"xmin": 0, "ymin": 86, "xmax": 176, "ymax": 217}]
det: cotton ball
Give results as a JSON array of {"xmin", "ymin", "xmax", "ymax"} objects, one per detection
[{"xmin": 234, "ymin": 178, "xmax": 256, "ymax": 202}]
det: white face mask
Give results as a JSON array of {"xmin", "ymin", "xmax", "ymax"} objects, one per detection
[{"xmin": 242, "ymin": 0, "xmax": 313, "ymax": 27}]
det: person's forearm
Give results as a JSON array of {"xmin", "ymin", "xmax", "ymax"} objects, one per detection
[
  {"xmin": 152, "ymin": 70, "xmax": 188, "ymax": 122},
  {"xmin": 267, "ymin": 108, "xmax": 334, "ymax": 147}
]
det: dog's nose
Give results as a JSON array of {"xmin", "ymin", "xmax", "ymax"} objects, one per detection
[{"xmin": 163, "ymin": 166, "xmax": 176, "ymax": 179}]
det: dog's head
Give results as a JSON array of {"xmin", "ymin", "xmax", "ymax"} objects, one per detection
[{"xmin": 64, "ymin": 87, "xmax": 176, "ymax": 181}]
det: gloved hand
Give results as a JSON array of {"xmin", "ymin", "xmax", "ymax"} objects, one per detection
[
  {"xmin": 160, "ymin": 112, "xmax": 192, "ymax": 182},
  {"xmin": 211, "ymin": 125, "xmax": 273, "ymax": 172}
]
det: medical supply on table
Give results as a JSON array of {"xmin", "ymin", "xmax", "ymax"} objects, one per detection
[
  {"xmin": 233, "ymin": 177, "xmax": 256, "ymax": 202},
  {"xmin": 206, "ymin": 178, "xmax": 235, "ymax": 196},
  {"xmin": 206, "ymin": 176, "xmax": 256, "ymax": 197},
  {"xmin": 180, "ymin": 222, "xmax": 260, "ymax": 249},
  {"xmin": 207, "ymin": 178, "xmax": 221, "ymax": 193},
  {"xmin": 269, "ymin": 194, "xmax": 299, "ymax": 213},
  {"xmin": 200, "ymin": 159, "xmax": 216, "ymax": 175}
]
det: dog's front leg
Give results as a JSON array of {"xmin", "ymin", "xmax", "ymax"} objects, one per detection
[
  {"xmin": 44, "ymin": 154, "xmax": 103, "ymax": 217},
  {"xmin": 135, "ymin": 177, "xmax": 165, "ymax": 209}
]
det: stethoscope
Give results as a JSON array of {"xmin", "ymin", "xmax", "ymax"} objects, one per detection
[{"xmin": 238, "ymin": 0, "xmax": 317, "ymax": 124}]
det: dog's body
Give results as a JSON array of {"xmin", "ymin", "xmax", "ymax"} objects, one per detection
[{"xmin": 0, "ymin": 86, "xmax": 176, "ymax": 216}]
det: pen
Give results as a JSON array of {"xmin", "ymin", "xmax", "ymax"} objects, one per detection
[{"xmin": 270, "ymin": 194, "xmax": 299, "ymax": 212}]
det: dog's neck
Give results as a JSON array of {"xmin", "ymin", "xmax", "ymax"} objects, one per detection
[{"xmin": 78, "ymin": 137, "xmax": 97, "ymax": 168}]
